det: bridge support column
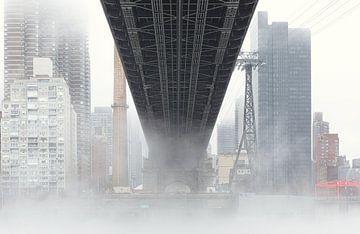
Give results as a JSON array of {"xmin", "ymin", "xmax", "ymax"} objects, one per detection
[
  {"xmin": 142, "ymin": 136, "xmax": 214, "ymax": 193},
  {"xmin": 112, "ymin": 48, "xmax": 129, "ymax": 189}
]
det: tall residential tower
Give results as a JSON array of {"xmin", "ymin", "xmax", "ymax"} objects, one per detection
[
  {"xmin": 4, "ymin": 0, "xmax": 91, "ymax": 188},
  {"xmin": 1, "ymin": 58, "xmax": 77, "ymax": 195}
]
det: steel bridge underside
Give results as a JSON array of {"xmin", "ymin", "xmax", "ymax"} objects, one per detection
[{"xmin": 101, "ymin": 0, "xmax": 258, "ymax": 150}]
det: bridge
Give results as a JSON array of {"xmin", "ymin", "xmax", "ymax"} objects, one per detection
[{"xmin": 101, "ymin": 0, "xmax": 258, "ymax": 192}]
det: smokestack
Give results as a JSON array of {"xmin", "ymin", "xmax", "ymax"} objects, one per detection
[{"xmin": 112, "ymin": 48, "xmax": 129, "ymax": 188}]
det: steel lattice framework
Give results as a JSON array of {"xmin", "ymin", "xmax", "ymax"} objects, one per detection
[
  {"xmin": 229, "ymin": 52, "xmax": 263, "ymax": 190},
  {"xmin": 101, "ymin": 0, "xmax": 258, "ymax": 148}
]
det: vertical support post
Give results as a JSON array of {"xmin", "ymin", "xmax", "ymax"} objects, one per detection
[
  {"xmin": 112, "ymin": 48, "xmax": 129, "ymax": 188},
  {"xmin": 243, "ymin": 64, "xmax": 257, "ymax": 164},
  {"xmin": 229, "ymin": 52, "xmax": 262, "ymax": 192}
]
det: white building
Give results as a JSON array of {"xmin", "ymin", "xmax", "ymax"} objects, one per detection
[
  {"xmin": 1, "ymin": 58, "xmax": 77, "ymax": 195},
  {"xmin": 4, "ymin": 0, "xmax": 91, "ymax": 189}
]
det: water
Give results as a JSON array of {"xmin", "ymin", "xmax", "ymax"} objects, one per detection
[{"xmin": 0, "ymin": 196, "xmax": 359, "ymax": 234}]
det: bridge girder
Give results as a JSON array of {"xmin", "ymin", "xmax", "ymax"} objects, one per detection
[{"xmin": 101, "ymin": 1, "xmax": 258, "ymax": 181}]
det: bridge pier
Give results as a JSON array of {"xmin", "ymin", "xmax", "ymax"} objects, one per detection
[{"xmin": 142, "ymin": 136, "xmax": 215, "ymax": 193}]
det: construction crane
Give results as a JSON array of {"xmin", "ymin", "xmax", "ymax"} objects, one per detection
[{"xmin": 229, "ymin": 52, "xmax": 264, "ymax": 192}]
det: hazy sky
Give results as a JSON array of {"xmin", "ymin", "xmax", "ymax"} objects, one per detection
[{"xmin": 1, "ymin": 0, "xmax": 360, "ymax": 160}]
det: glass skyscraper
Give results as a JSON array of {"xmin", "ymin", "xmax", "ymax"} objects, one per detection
[{"xmin": 251, "ymin": 12, "xmax": 312, "ymax": 194}]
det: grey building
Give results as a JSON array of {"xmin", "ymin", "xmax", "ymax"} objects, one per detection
[
  {"xmin": 56, "ymin": 13, "xmax": 91, "ymax": 190},
  {"xmin": 217, "ymin": 119, "xmax": 236, "ymax": 155},
  {"xmin": 313, "ymin": 113, "xmax": 329, "ymax": 137},
  {"xmin": 235, "ymin": 97, "xmax": 244, "ymax": 148},
  {"xmin": 4, "ymin": 0, "xmax": 91, "ymax": 189},
  {"xmin": 313, "ymin": 112, "xmax": 329, "ymax": 159},
  {"xmin": 128, "ymin": 113, "xmax": 144, "ymax": 188},
  {"xmin": 91, "ymin": 107, "xmax": 113, "ymax": 187},
  {"xmin": 353, "ymin": 158, "xmax": 360, "ymax": 169},
  {"xmin": 251, "ymin": 12, "xmax": 312, "ymax": 194}
]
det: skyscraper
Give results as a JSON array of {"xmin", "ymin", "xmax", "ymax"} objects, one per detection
[
  {"xmin": 56, "ymin": 11, "xmax": 91, "ymax": 190},
  {"xmin": 4, "ymin": 0, "xmax": 58, "ymax": 99},
  {"xmin": 217, "ymin": 119, "xmax": 236, "ymax": 155},
  {"xmin": 4, "ymin": 0, "xmax": 91, "ymax": 189},
  {"xmin": 251, "ymin": 12, "xmax": 312, "ymax": 194}
]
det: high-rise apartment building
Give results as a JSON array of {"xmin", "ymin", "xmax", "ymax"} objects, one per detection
[
  {"xmin": 314, "ymin": 133, "xmax": 339, "ymax": 182},
  {"xmin": 1, "ymin": 58, "xmax": 77, "ymax": 195},
  {"xmin": 4, "ymin": 0, "xmax": 58, "ymax": 98},
  {"xmin": 251, "ymin": 12, "xmax": 312, "ymax": 194},
  {"xmin": 4, "ymin": 0, "xmax": 91, "ymax": 188},
  {"xmin": 56, "ymin": 16, "xmax": 91, "ymax": 189},
  {"xmin": 91, "ymin": 107, "xmax": 113, "ymax": 187}
]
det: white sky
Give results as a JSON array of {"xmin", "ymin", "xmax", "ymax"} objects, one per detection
[{"xmin": 1, "ymin": 0, "xmax": 360, "ymax": 160}]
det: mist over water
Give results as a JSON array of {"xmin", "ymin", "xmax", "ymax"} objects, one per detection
[{"xmin": 0, "ymin": 196, "xmax": 359, "ymax": 234}]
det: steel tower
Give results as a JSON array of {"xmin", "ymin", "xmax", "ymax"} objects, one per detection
[{"xmin": 229, "ymin": 52, "xmax": 263, "ymax": 190}]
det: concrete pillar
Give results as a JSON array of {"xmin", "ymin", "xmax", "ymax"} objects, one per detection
[{"xmin": 112, "ymin": 48, "xmax": 129, "ymax": 188}]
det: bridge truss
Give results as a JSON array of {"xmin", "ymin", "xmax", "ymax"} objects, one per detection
[{"xmin": 101, "ymin": 0, "xmax": 258, "ymax": 148}]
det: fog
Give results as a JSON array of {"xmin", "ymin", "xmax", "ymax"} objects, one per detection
[
  {"xmin": 1, "ymin": 0, "xmax": 360, "ymax": 233},
  {"xmin": 0, "ymin": 197, "xmax": 359, "ymax": 234}
]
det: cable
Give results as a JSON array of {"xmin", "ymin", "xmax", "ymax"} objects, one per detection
[
  {"xmin": 313, "ymin": 1, "xmax": 360, "ymax": 35},
  {"xmin": 289, "ymin": 0, "xmax": 321, "ymax": 24},
  {"xmin": 307, "ymin": 0, "xmax": 353, "ymax": 29},
  {"xmin": 298, "ymin": 0, "xmax": 341, "ymax": 27},
  {"xmin": 286, "ymin": 1, "xmax": 314, "ymax": 21}
]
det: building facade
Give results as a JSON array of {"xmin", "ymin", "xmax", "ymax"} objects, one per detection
[
  {"xmin": 4, "ymin": 0, "xmax": 91, "ymax": 188},
  {"xmin": 251, "ymin": 12, "xmax": 312, "ymax": 194},
  {"xmin": 314, "ymin": 133, "xmax": 339, "ymax": 183},
  {"xmin": 4, "ymin": 0, "xmax": 58, "ymax": 99},
  {"xmin": 91, "ymin": 136, "xmax": 107, "ymax": 193},
  {"xmin": 128, "ymin": 117, "xmax": 143, "ymax": 188},
  {"xmin": 216, "ymin": 153, "xmax": 250, "ymax": 191},
  {"xmin": 217, "ymin": 119, "xmax": 236, "ymax": 155},
  {"xmin": 313, "ymin": 112, "xmax": 329, "ymax": 159},
  {"xmin": 91, "ymin": 107, "xmax": 113, "ymax": 188},
  {"xmin": 57, "ymin": 16, "xmax": 91, "ymax": 189},
  {"xmin": 1, "ymin": 59, "xmax": 77, "ymax": 195},
  {"xmin": 353, "ymin": 159, "xmax": 360, "ymax": 169}
]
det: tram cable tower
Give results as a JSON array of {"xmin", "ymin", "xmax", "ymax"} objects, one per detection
[{"xmin": 229, "ymin": 52, "xmax": 264, "ymax": 192}]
